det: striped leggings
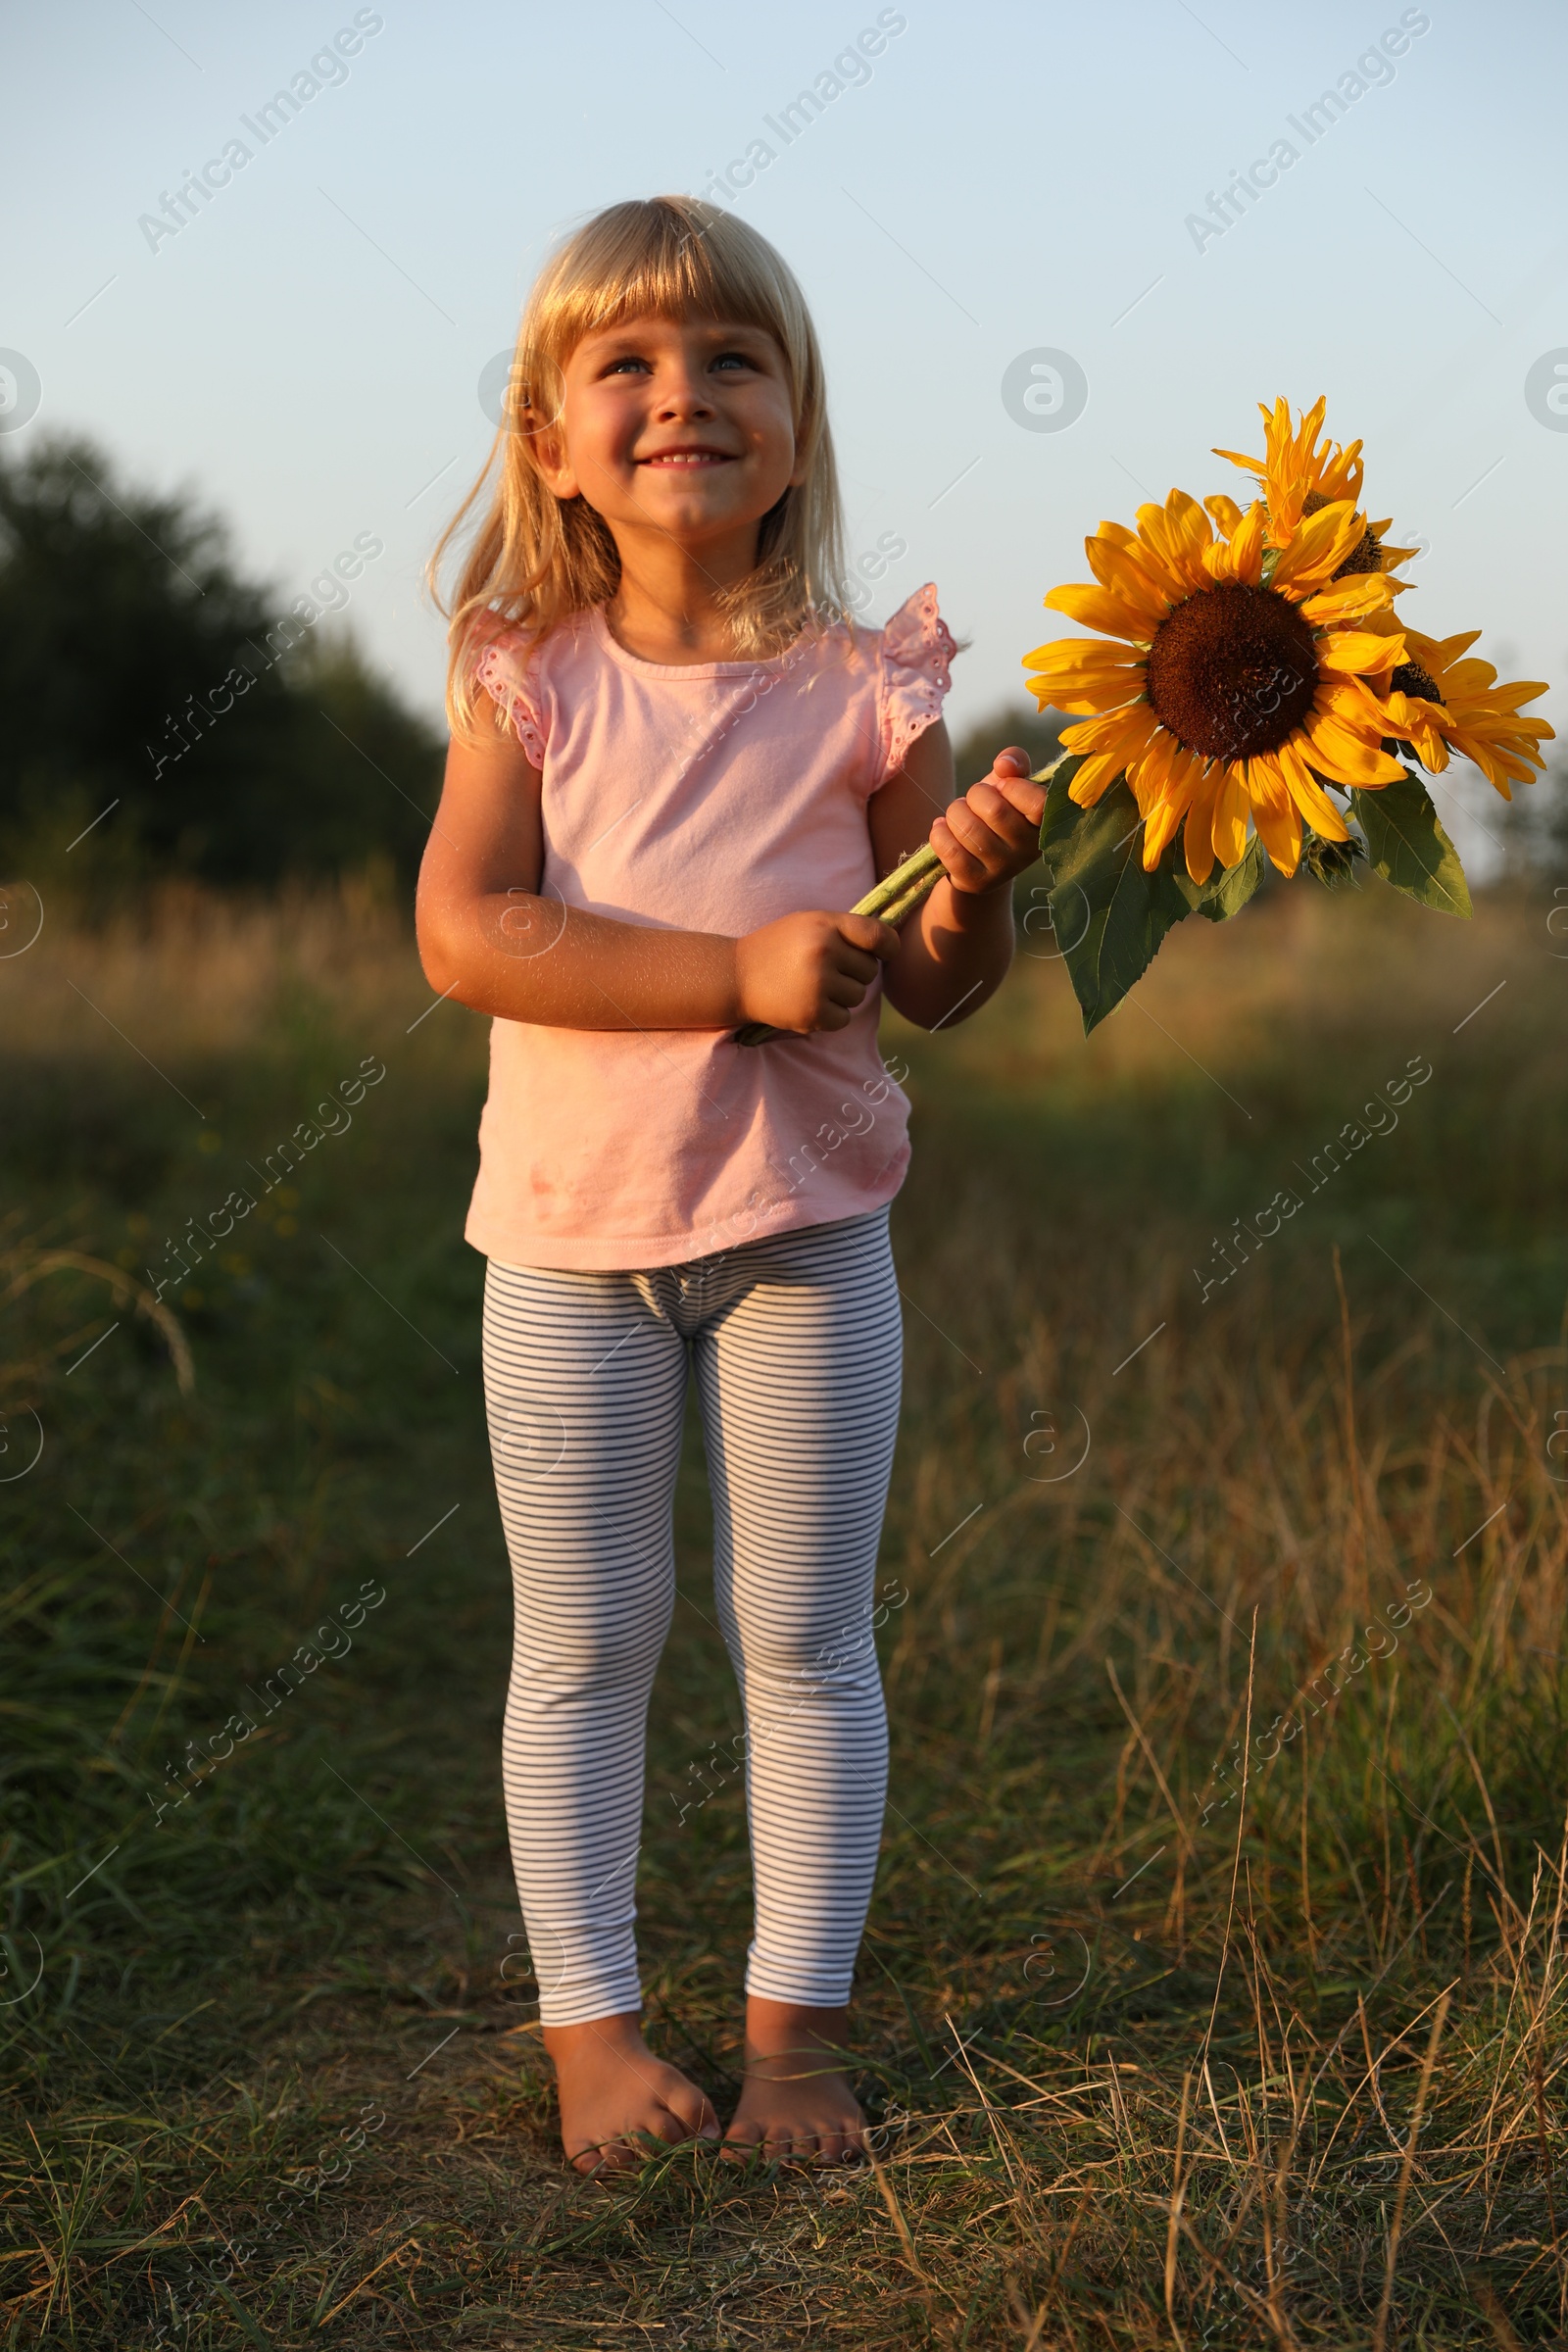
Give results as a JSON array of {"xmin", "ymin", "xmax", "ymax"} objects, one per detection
[{"xmin": 483, "ymin": 1208, "xmax": 903, "ymax": 2027}]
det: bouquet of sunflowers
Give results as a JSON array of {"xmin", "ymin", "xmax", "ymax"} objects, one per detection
[{"xmin": 856, "ymin": 399, "xmax": 1553, "ymax": 1033}]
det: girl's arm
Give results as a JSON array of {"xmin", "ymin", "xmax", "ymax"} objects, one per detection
[
  {"xmin": 416, "ymin": 703, "xmax": 897, "ymax": 1034},
  {"xmin": 869, "ymin": 724, "xmax": 1046, "ymax": 1031}
]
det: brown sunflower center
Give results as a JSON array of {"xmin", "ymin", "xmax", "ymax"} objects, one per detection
[
  {"xmin": 1302, "ymin": 485, "xmax": 1382, "ymax": 577},
  {"xmin": 1145, "ymin": 582, "xmax": 1318, "ymax": 761},
  {"xmin": 1390, "ymin": 660, "xmax": 1444, "ymax": 705}
]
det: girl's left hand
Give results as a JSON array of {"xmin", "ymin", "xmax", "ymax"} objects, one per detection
[{"xmin": 929, "ymin": 749, "xmax": 1048, "ymax": 896}]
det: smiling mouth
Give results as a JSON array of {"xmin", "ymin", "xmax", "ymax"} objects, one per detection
[{"xmin": 638, "ymin": 449, "xmax": 735, "ymax": 467}]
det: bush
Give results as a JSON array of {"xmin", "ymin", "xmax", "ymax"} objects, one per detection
[{"xmin": 0, "ymin": 437, "xmax": 442, "ymax": 890}]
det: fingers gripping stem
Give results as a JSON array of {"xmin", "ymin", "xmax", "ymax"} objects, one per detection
[{"xmin": 734, "ymin": 756, "xmax": 1063, "ymax": 1048}]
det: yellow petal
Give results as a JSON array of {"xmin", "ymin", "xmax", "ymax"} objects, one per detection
[
  {"xmin": 1379, "ymin": 697, "xmax": 1448, "ymax": 768},
  {"xmin": 1226, "ymin": 502, "xmax": 1267, "ymax": 585},
  {"xmin": 1128, "ymin": 725, "xmax": 1182, "ymax": 813},
  {"xmin": 1475, "ymin": 678, "xmax": 1549, "ymax": 711},
  {"xmin": 1298, "ymin": 574, "xmax": 1394, "ymax": 625},
  {"xmin": 1248, "ymin": 757, "xmax": 1302, "ymax": 875},
  {"xmin": 1270, "ymin": 499, "xmax": 1364, "ymax": 592},
  {"xmin": 1414, "ymin": 627, "xmax": 1483, "ymax": 667},
  {"xmin": 1052, "ymin": 685, "xmax": 1147, "ymax": 716},
  {"xmin": 1136, "ymin": 490, "xmax": 1213, "ymax": 599},
  {"xmin": 1142, "ymin": 798, "xmax": 1184, "ymax": 868},
  {"xmin": 1183, "ymin": 768, "xmax": 1223, "ymax": 883},
  {"xmin": 1124, "ymin": 532, "xmax": 1195, "ymax": 610},
  {"xmin": 1024, "ymin": 660, "xmax": 1146, "ymax": 700},
  {"xmin": 1316, "ymin": 628, "xmax": 1406, "ymax": 677},
  {"xmin": 1210, "ymin": 766, "xmax": 1250, "ymax": 868},
  {"xmin": 1300, "ymin": 704, "xmax": 1407, "ymax": 786},
  {"xmin": 1321, "ymin": 675, "xmax": 1402, "ymax": 730},
  {"xmin": 1170, "ymin": 490, "xmax": 1217, "ymax": 569},
  {"xmin": 1043, "ymin": 582, "xmax": 1152, "ymax": 642},
  {"xmin": 1442, "ymin": 658, "xmax": 1505, "ymax": 700},
  {"xmin": 1275, "ymin": 740, "xmax": 1349, "ymax": 839},
  {"xmin": 1085, "ymin": 536, "xmax": 1171, "ymax": 625},
  {"xmin": 1061, "ymin": 703, "xmax": 1159, "ymax": 761},
  {"xmin": 1067, "ymin": 750, "xmax": 1136, "ymax": 804},
  {"xmin": 1144, "ymin": 744, "xmax": 1204, "ymax": 847},
  {"xmin": 1023, "ymin": 636, "xmax": 1145, "ymax": 676}
]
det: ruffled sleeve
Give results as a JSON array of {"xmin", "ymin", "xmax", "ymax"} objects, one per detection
[
  {"xmin": 877, "ymin": 583, "xmax": 956, "ymax": 782},
  {"xmin": 472, "ymin": 626, "xmax": 548, "ymax": 768}
]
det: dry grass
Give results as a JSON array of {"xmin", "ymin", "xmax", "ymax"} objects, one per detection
[{"xmin": 2, "ymin": 876, "xmax": 1565, "ymax": 2347}]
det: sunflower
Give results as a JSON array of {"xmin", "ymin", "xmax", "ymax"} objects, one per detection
[
  {"xmin": 1372, "ymin": 623, "xmax": 1553, "ymax": 799},
  {"xmin": 1215, "ymin": 395, "xmax": 1420, "ymax": 584},
  {"xmin": 1024, "ymin": 487, "xmax": 1410, "ymax": 883}
]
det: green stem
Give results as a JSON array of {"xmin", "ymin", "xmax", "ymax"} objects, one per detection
[
  {"xmin": 736, "ymin": 754, "xmax": 1067, "ymax": 1045},
  {"xmin": 873, "ymin": 868, "xmax": 943, "ymax": 930},
  {"xmin": 856, "ymin": 841, "xmax": 944, "ymax": 920}
]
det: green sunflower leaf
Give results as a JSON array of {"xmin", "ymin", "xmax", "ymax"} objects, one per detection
[
  {"xmin": 1034, "ymin": 753, "xmax": 1090, "ymax": 873},
  {"xmin": 1350, "ymin": 772, "xmax": 1472, "ymax": 918},
  {"xmin": 1034, "ymin": 768, "xmax": 1198, "ymax": 1034},
  {"xmin": 1189, "ymin": 833, "xmax": 1267, "ymax": 923}
]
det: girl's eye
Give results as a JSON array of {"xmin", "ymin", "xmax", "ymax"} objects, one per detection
[
  {"xmin": 711, "ymin": 352, "xmax": 754, "ymax": 372},
  {"xmin": 604, "ymin": 356, "xmax": 652, "ymax": 376}
]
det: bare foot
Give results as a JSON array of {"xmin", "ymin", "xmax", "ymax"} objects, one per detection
[
  {"xmin": 723, "ymin": 1998, "xmax": 865, "ymax": 2165},
  {"xmin": 543, "ymin": 2011, "xmax": 720, "ymax": 2175}
]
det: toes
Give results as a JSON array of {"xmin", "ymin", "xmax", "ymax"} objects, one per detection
[
  {"xmin": 799, "ymin": 2119, "xmax": 867, "ymax": 2166},
  {"xmin": 566, "ymin": 2108, "xmax": 713, "ymax": 2174},
  {"xmin": 721, "ymin": 2107, "xmax": 866, "ymax": 2168},
  {"xmin": 718, "ymin": 2119, "xmax": 763, "ymax": 2165},
  {"xmin": 629, "ymin": 2104, "xmax": 718, "ymax": 2160},
  {"xmin": 647, "ymin": 2104, "xmax": 694, "ymax": 2148},
  {"xmin": 668, "ymin": 2107, "xmax": 723, "ymax": 2150},
  {"xmin": 722, "ymin": 2123, "xmax": 797, "ymax": 2168},
  {"xmin": 662, "ymin": 2082, "xmax": 722, "ymax": 2142}
]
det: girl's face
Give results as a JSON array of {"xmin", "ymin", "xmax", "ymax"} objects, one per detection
[{"xmin": 536, "ymin": 314, "xmax": 805, "ymax": 563}]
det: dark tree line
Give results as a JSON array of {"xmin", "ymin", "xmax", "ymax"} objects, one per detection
[{"xmin": 0, "ymin": 438, "xmax": 442, "ymax": 887}]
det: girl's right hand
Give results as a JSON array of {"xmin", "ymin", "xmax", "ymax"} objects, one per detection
[{"xmin": 734, "ymin": 910, "xmax": 898, "ymax": 1035}]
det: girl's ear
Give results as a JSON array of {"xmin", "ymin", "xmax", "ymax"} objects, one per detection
[
  {"xmin": 515, "ymin": 359, "xmax": 579, "ymax": 499},
  {"xmin": 527, "ymin": 418, "xmax": 580, "ymax": 503}
]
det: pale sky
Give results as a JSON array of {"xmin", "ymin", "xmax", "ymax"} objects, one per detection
[{"xmin": 6, "ymin": 0, "xmax": 1566, "ymax": 871}]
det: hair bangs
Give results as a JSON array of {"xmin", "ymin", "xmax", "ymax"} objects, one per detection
[{"xmin": 539, "ymin": 201, "xmax": 804, "ymax": 377}]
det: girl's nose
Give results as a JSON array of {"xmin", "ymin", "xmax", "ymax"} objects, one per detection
[{"xmin": 657, "ymin": 372, "xmax": 714, "ymax": 420}]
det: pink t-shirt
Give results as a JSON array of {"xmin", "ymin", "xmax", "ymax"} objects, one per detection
[{"xmin": 466, "ymin": 584, "xmax": 956, "ymax": 1271}]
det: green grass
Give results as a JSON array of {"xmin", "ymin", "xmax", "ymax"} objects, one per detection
[{"xmin": 3, "ymin": 877, "xmax": 1566, "ymax": 2347}]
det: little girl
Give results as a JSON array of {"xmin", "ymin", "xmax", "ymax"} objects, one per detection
[{"xmin": 418, "ymin": 196, "xmax": 1044, "ymax": 2174}]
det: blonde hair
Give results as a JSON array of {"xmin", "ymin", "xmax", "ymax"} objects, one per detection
[{"xmin": 430, "ymin": 196, "xmax": 852, "ymax": 735}]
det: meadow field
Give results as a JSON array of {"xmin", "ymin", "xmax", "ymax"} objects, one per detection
[{"xmin": 3, "ymin": 871, "xmax": 1566, "ymax": 2348}]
